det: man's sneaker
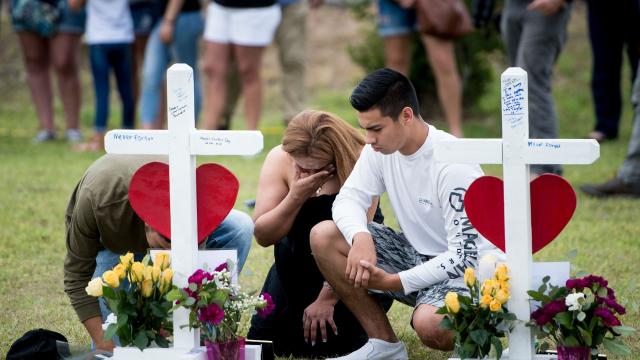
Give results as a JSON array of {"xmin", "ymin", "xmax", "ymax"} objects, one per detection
[
  {"xmin": 32, "ymin": 129, "xmax": 56, "ymax": 143},
  {"xmin": 65, "ymin": 128, "xmax": 82, "ymax": 143},
  {"xmin": 580, "ymin": 177, "xmax": 640, "ymax": 198},
  {"xmin": 328, "ymin": 339, "xmax": 408, "ymax": 360}
]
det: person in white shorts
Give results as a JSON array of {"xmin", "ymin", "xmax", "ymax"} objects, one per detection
[
  {"xmin": 310, "ymin": 68, "xmax": 503, "ymax": 360},
  {"xmin": 202, "ymin": 0, "xmax": 281, "ymax": 131}
]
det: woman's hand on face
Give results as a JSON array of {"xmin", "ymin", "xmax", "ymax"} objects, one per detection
[{"xmin": 289, "ymin": 164, "xmax": 335, "ymax": 202}]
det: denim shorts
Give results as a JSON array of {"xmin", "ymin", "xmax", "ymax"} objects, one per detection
[
  {"xmin": 11, "ymin": 0, "xmax": 86, "ymax": 34},
  {"xmin": 377, "ymin": 0, "xmax": 417, "ymax": 37},
  {"xmin": 130, "ymin": 3, "xmax": 160, "ymax": 35}
]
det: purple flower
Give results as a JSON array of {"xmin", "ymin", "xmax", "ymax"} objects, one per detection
[
  {"xmin": 188, "ymin": 269, "xmax": 211, "ymax": 285},
  {"xmin": 594, "ymin": 307, "xmax": 621, "ymax": 327},
  {"xmin": 602, "ymin": 298, "xmax": 626, "ymax": 315},
  {"xmin": 607, "ymin": 287, "xmax": 616, "ymax": 300},
  {"xmin": 544, "ymin": 299, "xmax": 566, "ymax": 317},
  {"xmin": 199, "ymin": 303, "xmax": 225, "ymax": 325},
  {"xmin": 531, "ymin": 308, "xmax": 552, "ymax": 326},
  {"xmin": 566, "ymin": 278, "xmax": 585, "ymax": 290},
  {"xmin": 257, "ymin": 293, "xmax": 275, "ymax": 318},
  {"xmin": 214, "ymin": 262, "xmax": 228, "ymax": 272}
]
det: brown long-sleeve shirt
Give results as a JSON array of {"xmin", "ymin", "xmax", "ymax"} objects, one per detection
[{"xmin": 64, "ymin": 154, "xmax": 166, "ymax": 322}]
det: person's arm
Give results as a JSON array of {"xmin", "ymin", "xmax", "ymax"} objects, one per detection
[
  {"xmin": 253, "ymin": 146, "xmax": 334, "ymax": 247},
  {"xmin": 83, "ymin": 316, "xmax": 115, "ymax": 351},
  {"xmin": 527, "ymin": 0, "xmax": 566, "ymax": 16},
  {"xmin": 396, "ymin": 163, "xmax": 488, "ymax": 294},
  {"xmin": 64, "ymin": 188, "xmax": 105, "ymax": 340},
  {"xmin": 366, "ymin": 196, "xmax": 380, "ymax": 223},
  {"xmin": 159, "ymin": 0, "xmax": 186, "ymax": 43}
]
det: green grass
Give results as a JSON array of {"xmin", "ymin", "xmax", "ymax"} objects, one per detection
[{"xmin": 0, "ymin": 5, "xmax": 639, "ymax": 359}]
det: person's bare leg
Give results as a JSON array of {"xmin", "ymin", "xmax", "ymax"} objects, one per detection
[
  {"xmin": 421, "ymin": 35, "xmax": 463, "ymax": 137},
  {"xmin": 132, "ymin": 34, "xmax": 149, "ymax": 107},
  {"xmin": 18, "ymin": 32, "xmax": 54, "ymax": 133},
  {"xmin": 310, "ymin": 220, "xmax": 398, "ymax": 342},
  {"xmin": 51, "ymin": 32, "xmax": 82, "ymax": 131},
  {"xmin": 383, "ymin": 34, "xmax": 412, "ymax": 76},
  {"xmin": 412, "ymin": 304, "xmax": 454, "ymax": 350},
  {"xmin": 202, "ymin": 42, "xmax": 232, "ymax": 130},
  {"xmin": 233, "ymin": 45, "xmax": 265, "ymax": 130}
]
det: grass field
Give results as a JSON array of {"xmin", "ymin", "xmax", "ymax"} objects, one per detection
[{"xmin": 0, "ymin": 3, "xmax": 638, "ymax": 359}]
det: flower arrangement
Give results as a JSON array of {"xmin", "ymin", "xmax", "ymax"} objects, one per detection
[
  {"xmin": 437, "ymin": 263, "xmax": 516, "ymax": 359},
  {"xmin": 528, "ymin": 274, "xmax": 635, "ymax": 357},
  {"xmin": 167, "ymin": 261, "xmax": 274, "ymax": 345},
  {"xmin": 85, "ymin": 252, "xmax": 174, "ymax": 350}
]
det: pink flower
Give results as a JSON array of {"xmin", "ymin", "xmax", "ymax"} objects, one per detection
[
  {"xmin": 257, "ymin": 293, "xmax": 275, "ymax": 318},
  {"xmin": 199, "ymin": 303, "xmax": 225, "ymax": 325},
  {"xmin": 595, "ymin": 307, "xmax": 621, "ymax": 327},
  {"xmin": 188, "ymin": 269, "xmax": 212, "ymax": 285},
  {"xmin": 215, "ymin": 262, "xmax": 228, "ymax": 272}
]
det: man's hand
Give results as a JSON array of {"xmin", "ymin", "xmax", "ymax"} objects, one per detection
[
  {"xmin": 358, "ymin": 260, "xmax": 402, "ymax": 291},
  {"xmin": 346, "ymin": 233, "xmax": 377, "ymax": 288},
  {"xmin": 146, "ymin": 225, "xmax": 171, "ymax": 249},
  {"xmin": 95, "ymin": 339, "xmax": 115, "ymax": 352},
  {"xmin": 527, "ymin": 0, "xmax": 565, "ymax": 16},
  {"xmin": 159, "ymin": 20, "xmax": 175, "ymax": 44},
  {"xmin": 289, "ymin": 164, "xmax": 335, "ymax": 202},
  {"xmin": 302, "ymin": 298, "xmax": 338, "ymax": 345}
]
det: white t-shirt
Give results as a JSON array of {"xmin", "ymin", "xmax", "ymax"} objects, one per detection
[
  {"xmin": 333, "ymin": 124, "xmax": 503, "ymax": 294},
  {"xmin": 85, "ymin": 0, "xmax": 134, "ymax": 44}
]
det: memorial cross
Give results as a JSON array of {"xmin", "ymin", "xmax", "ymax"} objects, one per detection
[
  {"xmin": 104, "ymin": 64, "xmax": 263, "ymax": 354},
  {"xmin": 434, "ymin": 68, "xmax": 599, "ymax": 359}
]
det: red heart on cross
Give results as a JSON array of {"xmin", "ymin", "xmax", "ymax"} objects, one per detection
[
  {"xmin": 128, "ymin": 162, "xmax": 239, "ymax": 243},
  {"xmin": 464, "ymin": 174, "xmax": 576, "ymax": 254}
]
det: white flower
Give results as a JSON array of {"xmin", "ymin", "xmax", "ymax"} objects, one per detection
[
  {"xmin": 566, "ymin": 292, "xmax": 585, "ymax": 312},
  {"xmin": 102, "ymin": 313, "xmax": 118, "ymax": 331}
]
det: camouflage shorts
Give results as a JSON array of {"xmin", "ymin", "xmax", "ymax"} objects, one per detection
[{"xmin": 367, "ymin": 222, "xmax": 468, "ymax": 309}]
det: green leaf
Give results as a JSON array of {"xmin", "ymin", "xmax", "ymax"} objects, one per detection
[
  {"xmin": 439, "ymin": 316, "xmax": 453, "ymax": 330},
  {"xmin": 185, "ymin": 297, "xmax": 196, "ymax": 306},
  {"xmin": 602, "ymin": 337, "xmax": 631, "ymax": 355},
  {"xmin": 188, "ymin": 283, "xmax": 198, "ymax": 292},
  {"xmin": 577, "ymin": 311, "xmax": 586, "ymax": 322},
  {"xmin": 578, "ymin": 326, "xmax": 592, "ymax": 346},
  {"xmin": 491, "ymin": 336, "xmax": 503, "ymax": 359},
  {"xmin": 435, "ymin": 306, "xmax": 448, "ymax": 315},
  {"xmin": 470, "ymin": 329, "xmax": 488, "ymax": 346},
  {"xmin": 102, "ymin": 286, "xmax": 116, "ymax": 299},
  {"xmin": 597, "ymin": 287, "xmax": 608, "ymax": 297},
  {"xmin": 166, "ymin": 288, "xmax": 182, "ymax": 302},
  {"xmin": 612, "ymin": 325, "xmax": 636, "ymax": 336},
  {"xmin": 142, "ymin": 254, "xmax": 150, "ymax": 266},
  {"xmin": 555, "ymin": 312, "xmax": 572, "ymax": 328},
  {"xmin": 133, "ymin": 331, "xmax": 149, "ymax": 350},
  {"xmin": 155, "ymin": 334, "xmax": 169, "ymax": 348},
  {"xmin": 103, "ymin": 323, "xmax": 118, "ymax": 342},
  {"xmin": 117, "ymin": 313, "xmax": 129, "ymax": 328}
]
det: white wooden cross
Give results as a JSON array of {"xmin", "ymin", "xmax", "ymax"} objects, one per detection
[
  {"xmin": 434, "ymin": 68, "xmax": 599, "ymax": 359},
  {"xmin": 104, "ymin": 64, "xmax": 263, "ymax": 359}
]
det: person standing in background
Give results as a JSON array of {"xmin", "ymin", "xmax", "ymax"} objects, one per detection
[
  {"xmin": 10, "ymin": 0, "xmax": 85, "ymax": 143},
  {"xmin": 139, "ymin": 0, "xmax": 204, "ymax": 130},
  {"xmin": 70, "ymin": 0, "xmax": 136, "ymax": 151},
  {"xmin": 585, "ymin": 0, "xmax": 640, "ymax": 143},
  {"xmin": 501, "ymin": 0, "xmax": 571, "ymax": 176}
]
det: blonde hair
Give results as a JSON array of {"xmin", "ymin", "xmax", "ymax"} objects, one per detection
[{"xmin": 282, "ymin": 110, "xmax": 364, "ymax": 185}]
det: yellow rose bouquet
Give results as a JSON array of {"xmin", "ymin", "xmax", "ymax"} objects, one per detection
[
  {"xmin": 437, "ymin": 263, "xmax": 516, "ymax": 359},
  {"xmin": 85, "ymin": 252, "xmax": 174, "ymax": 350}
]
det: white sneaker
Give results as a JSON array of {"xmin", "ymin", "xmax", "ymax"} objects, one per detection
[{"xmin": 328, "ymin": 339, "xmax": 408, "ymax": 360}]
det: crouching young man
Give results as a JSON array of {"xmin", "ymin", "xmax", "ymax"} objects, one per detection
[{"xmin": 310, "ymin": 68, "xmax": 502, "ymax": 359}]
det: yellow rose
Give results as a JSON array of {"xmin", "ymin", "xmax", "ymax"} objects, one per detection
[
  {"xmin": 154, "ymin": 252, "xmax": 171, "ymax": 271},
  {"xmin": 480, "ymin": 294, "xmax": 493, "ymax": 308},
  {"xmin": 499, "ymin": 280, "xmax": 510, "ymax": 290},
  {"xmin": 152, "ymin": 265, "xmax": 161, "ymax": 282},
  {"xmin": 143, "ymin": 266, "xmax": 153, "ymax": 281},
  {"xmin": 113, "ymin": 264, "xmax": 126, "ymax": 280},
  {"xmin": 119, "ymin": 252, "xmax": 134, "ymax": 269},
  {"xmin": 444, "ymin": 292, "xmax": 460, "ymax": 314},
  {"xmin": 489, "ymin": 299, "xmax": 502, "ymax": 312},
  {"xmin": 159, "ymin": 268, "xmax": 174, "ymax": 293},
  {"xmin": 85, "ymin": 277, "xmax": 104, "ymax": 297},
  {"xmin": 130, "ymin": 262, "xmax": 145, "ymax": 283},
  {"xmin": 495, "ymin": 264, "xmax": 509, "ymax": 282},
  {"xmin": 495, "ymin": 289, "xmax": 510, "ymax": 304},
  {"xmin": 141, "ymin": 279, "xmax": 154, "ymax": 297},
  {"xmin": 463, "ymin": 267, "xmax": 476, "ymax": 288},
  {"xmin": 481, "ymin": 280, "xmax": 494, "ymax": 296},
  {"xmin": 102, "ymin": 270, "xmax": 120, "ymax": 288}
]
